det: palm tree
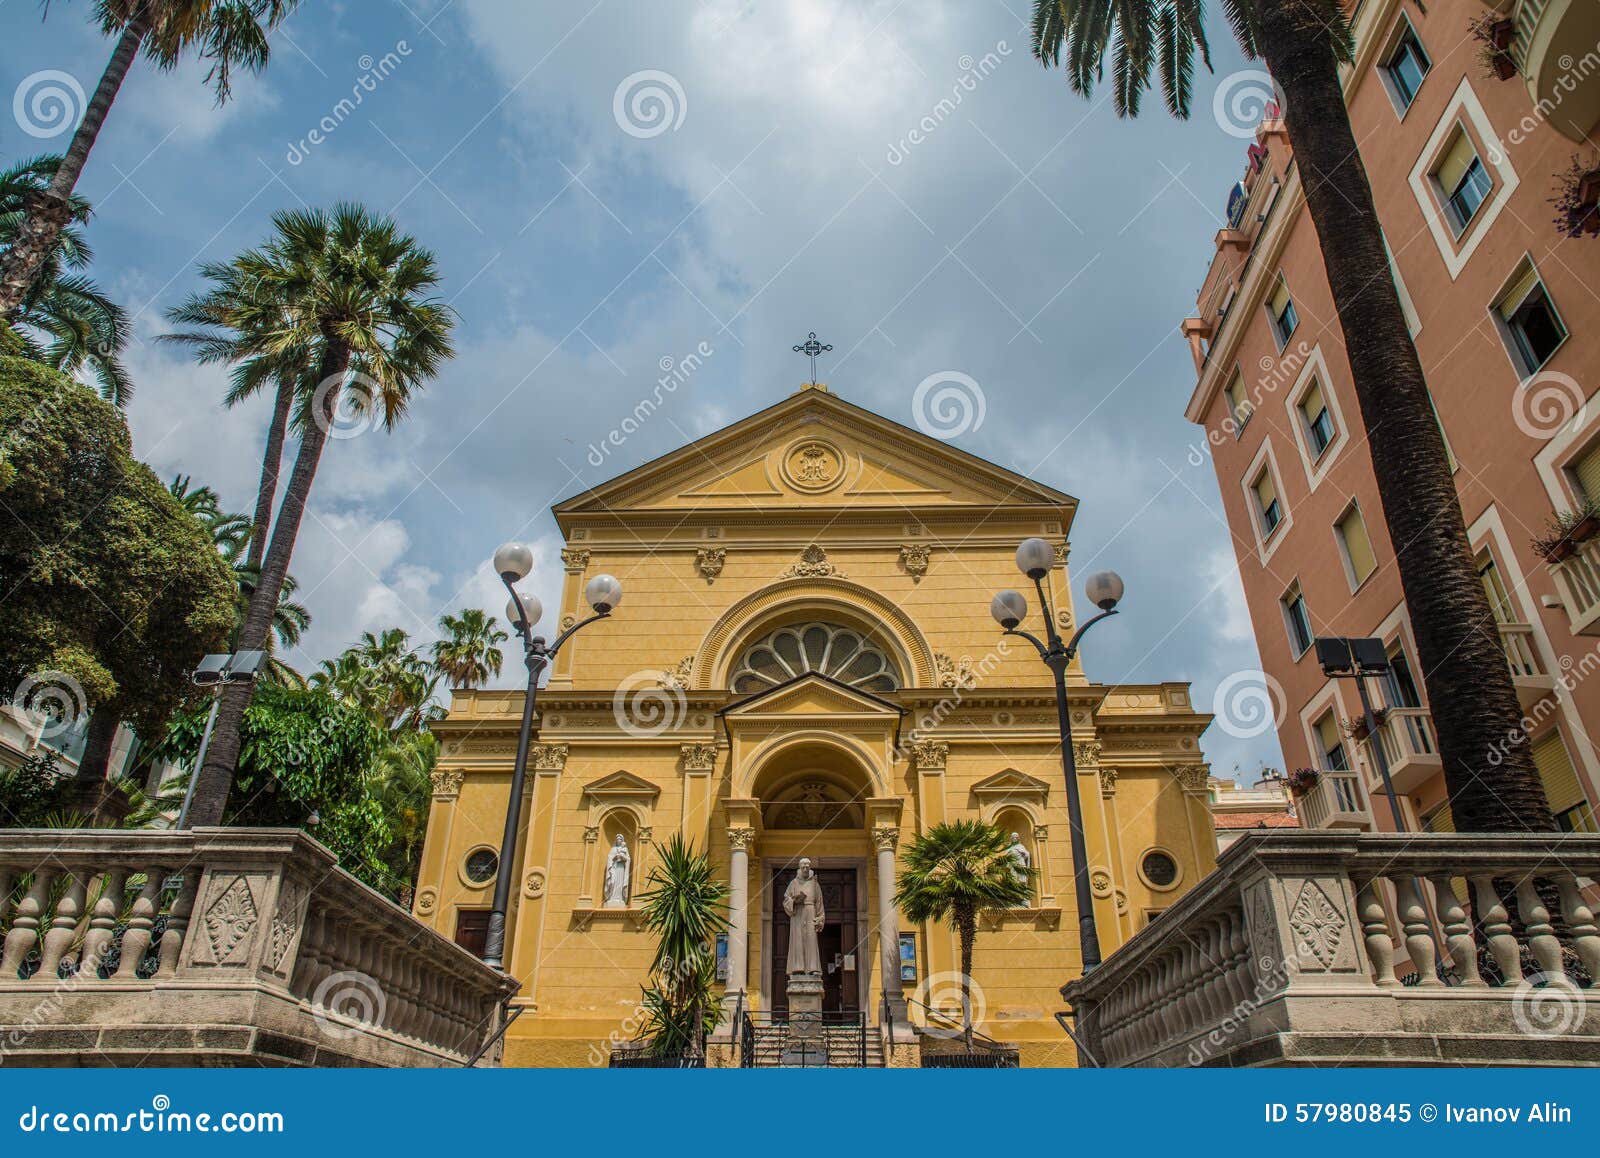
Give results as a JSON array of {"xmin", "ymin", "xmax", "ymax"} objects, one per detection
[
  {"xmin": 1, "ymin": 156, "xmax": 129, "ymax": 402},
  {"xmin": 169, "ymin": 203, "xmax": 454, "ymax": 825},
  {"xmin": 634, "ymin": 833, "xmax": 729, "ymax": 1058},
  {"xmin": 895, "ymin": 820, "xmax": 1032, "ymax": 1044},
  {"xmin": 431, "ymin": 609, "xmax": 508, "ymax": 690},
  {"xmin": 1031, "ymin": 0, "xmax": 1549, "ymax": 832},
  {"xmin": 0, "ymin": 1, "xmax": 300, "ymax": 315}
]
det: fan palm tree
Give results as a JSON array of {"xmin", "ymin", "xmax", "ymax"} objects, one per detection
[
  {"xmin": 634, "ymin": 833, "xmax": 729, "ymax": 1058},
  {"xmin": 1030, "ymin": 0, "xmax": 1549, "ymax": 832},
  {"xmin": 0, "ymin": 1, "xmax": 300, "ymax": 315},
  {"xmin": 895, "ymin": 820, "xmax": 1032, "ymax": 1044},
  {"xmin": 431, "ymin": 609, "xmax": 507, "ymax": 690},
  {"xmin": 1, "ymin": 156, "xmax": 129, "ymax": 402},
  {"xmin": 168, "ymin": 203, "xmax": 454, "ymax": 825}
]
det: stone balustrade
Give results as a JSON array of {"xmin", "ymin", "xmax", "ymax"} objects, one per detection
[
  {"xmin": 1062, "ymin": 831, "xmax": 1600, "ymax": 1067},
  {"xmin": 0, "ymin": 828, "xmax": 518, "ymax": 1067}
]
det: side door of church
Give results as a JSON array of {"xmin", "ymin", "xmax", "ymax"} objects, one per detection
[{"xmin": 770, "ymin": 867, "xmax": 859, "ymax": 1016}]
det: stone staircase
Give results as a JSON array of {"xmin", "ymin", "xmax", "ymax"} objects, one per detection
[{"xmin": 739, "ymin": 1013, "xmax": 881, "ymax": 1067}]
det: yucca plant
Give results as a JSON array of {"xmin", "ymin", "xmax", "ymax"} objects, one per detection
[
  {"xmin": 895, "ymin": 819, "xmax": 1033, "ymax": 1045},
  {"xmin": 633, "ymin": 833, "xmax": 729, "ymax": 1058}
]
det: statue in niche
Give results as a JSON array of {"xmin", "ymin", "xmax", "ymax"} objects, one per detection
[
  {"xmin": 602, "ymin": 834, "xmax": 631, "ymax": 908},
  {"xmin": 1004, "ymin": 832, "xmax": 1031, "ymax": 897},
  {"xmin": 783, "ymin": 858, "xmax": 826, "ymax": 975}
]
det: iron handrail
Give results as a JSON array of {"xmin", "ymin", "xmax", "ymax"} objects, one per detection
[{"xmin": 902, "ymin": 993, "xmax": 1007, "ymax": 1052}]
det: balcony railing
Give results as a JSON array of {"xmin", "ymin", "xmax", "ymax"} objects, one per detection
[
  {"xmin": 0, "ymin": 828, "xmax": 518, "ymax": 1067},
  {"xmin": 1499, "ymin": 621, "xmax": 1557, "ymax": 710},
  {"xmin": 1298, "ymin": 771, "xmax": 1370, "ymax": 830},
  {"xmin": 1510, "ymin": 0, "xmax": 1549, "ymax": 72},
  {"xmin": 1062, "ymin": 831, "xmax": 1600, "ymax": 1068},
  {"xmin": 1552, "ymin": 537, "xmax": 1600, "ymax": 636},
  {"xmin": 1357, "ymin": 707, "xmax": 1441, "ymax": 795}
]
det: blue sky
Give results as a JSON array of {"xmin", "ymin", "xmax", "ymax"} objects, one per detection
[{"xmin": 5, "ymin": 0, "xmax": 1285, "ymax": 780}]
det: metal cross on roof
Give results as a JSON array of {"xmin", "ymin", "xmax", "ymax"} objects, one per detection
[{"xmin": 792, "ymin": 331, "xmax": 832, "ymax": 384}]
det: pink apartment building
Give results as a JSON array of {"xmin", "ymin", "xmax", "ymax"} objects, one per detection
[{"xmin": 1182, "ymin": 0, "xmax": 1600, "ymax": 835}]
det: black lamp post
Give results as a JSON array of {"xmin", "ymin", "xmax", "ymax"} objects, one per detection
[
  {"xmin": 481, "ymin": 541, "xmax": 623, "ymax": 971},
  {"xmin": 991, "ymin": 538, "xmax": 1125, "ymax": 974}
]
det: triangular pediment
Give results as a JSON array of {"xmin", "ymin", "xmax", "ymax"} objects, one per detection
[
  {"xmin": 555, "ymin": 389, "xmax": 1074, "ymax": 523},
  {"xmin": 723, "ymin": 673, "xmax": 902, "ymax": 721},
  {"xmin": 580, "ymin": 770, "xmax": 661, "ymax": 802},
  {"xmin": 971, "ymin": 769, "xmax": 1052, "ymax": 799}
]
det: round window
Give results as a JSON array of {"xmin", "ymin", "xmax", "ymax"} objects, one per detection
[
  {"xmin": 464, "ymin": 848, "xmax": 499, "ymax": 884},
  {"xmin": 1141, "ymin": 850, "xmax": 1179, "ymax": 889}
]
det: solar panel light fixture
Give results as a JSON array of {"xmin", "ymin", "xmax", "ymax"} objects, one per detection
[
  {"xmin": 1315, "ymin": 636, "xmax": 1388, "ymax": 676},
  {"xmin": 191, "ymin": 650, "xmax": 267, "ymax": 686}
]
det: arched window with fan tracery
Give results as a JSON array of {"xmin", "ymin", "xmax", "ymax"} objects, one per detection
[{"xmin": 729, "ymin": 622, "xmax": 901, "ymax": 695}]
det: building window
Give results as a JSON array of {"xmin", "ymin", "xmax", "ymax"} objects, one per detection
[
  {"xmin": 1383, "ymin": 23, "xmax": 1431, "ymax": 110},
  {"xmin": 463, "ymin": 848, "xmax": 499, "ymax": 884},
  {"xmin": 1226, "ymin": 370, "xmax": 1253, "ymax": 433},
  {"xmin": 1314, "ymin": 711, "xmax": 1348, "ymax": 771},
  {"xmin": 1493, "ymin": 263, "xmax": 1567, "ymax": 376},
  {"xmin": 1433, "ymin": 129, "xmax": 1492, "ymax": 234},
  {"xmin": 1335, "ymin": 504, "xmax": 1378, "ymax": 588},
  {"xmin": 1266, "ymin": 277, "xmax": 1299, "ymax": 350},
  {"xmin": 1298, "ymin": 379, "xmax": 1336, "ymax": 456},
  {"xmin": 1383, "ymin": 640, "xmax": 1423, "ymax": 708},
  {"xmin": 1140, "ymin": 850, "xmax": 1180, "ymax": 889},
  {"xmin": 1532, "ymin": 730, "xmax": 1591, "ymax": 830},
  {"xmin": 730, "ymin": 621, "xmax": 901, "ymax": 694},
  {"xmin": 1253, "ymin": 468, "xmax": 1283, "ymax": 537},
  {"xmin": 1568, "ymin": 439, "xmax": 1600, "ymax": 505},
  {"xmin": 1282, "ymin": 582, "xmax": 1314, "ymax": 656},
  {"xmin": 1477, "ymin": 554, "xmax": 1516, "ymax": 624}
]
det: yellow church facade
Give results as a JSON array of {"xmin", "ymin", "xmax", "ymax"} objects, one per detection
[{"xmin": 412, "ymin": 385, "xmax": 1217, "ymax": 1067}]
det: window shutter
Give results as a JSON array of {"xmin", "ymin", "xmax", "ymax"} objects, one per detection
[
  {"xmin": 1315, "ymin": 713, "xmax": 1340, "ymax": 754},
  {"xmin": 1532, "ymin": 730, "xmax": 1585, "ymax": 815},
  {"xmin": 1497, "ymin": 266, "xmax": 1541, "ymax": 320},
  {"xmin": 1425, "ymin": 803, "xmax": 1456, "ymax": 833},
  {"xmin": 1435, "ymin": 131, "xmax": 1478, "ymax": 192},
  {"xmin": 1268, "ymin": 280, "xmax": 1291, "ymax": 318},
  {"xmin": 1300, "ymin": 381, "xmax": 1325, "ymax": 422},
  {"xmin": 1254, "ymin": 472, "xmax": 1277, "ymax": 512},
  {"xmin": 1574, "ymin": 442, "xmax": 1600, "ymax": 503},
  {"xmin": 1339, "ymin": 508, "xmax": 1377, "ymax": 581}
]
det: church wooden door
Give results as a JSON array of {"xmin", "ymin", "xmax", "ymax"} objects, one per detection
[{"xmin": 770, "ymin": 867, "xmax": 859, "ymax": 1015}]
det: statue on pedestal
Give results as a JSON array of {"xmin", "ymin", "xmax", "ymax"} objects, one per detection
[
  {"xmin": 783, "ymin": 858, "xmax": 825, "ymax": 974},
  {"xmin": 602, "ymin": 835, "xmax": 631, "ymax": 908}
]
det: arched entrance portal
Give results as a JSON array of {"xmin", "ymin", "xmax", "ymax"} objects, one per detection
[{"xmin": 751, "ymin": 742, "xmax": 874, "ymax": 1016}]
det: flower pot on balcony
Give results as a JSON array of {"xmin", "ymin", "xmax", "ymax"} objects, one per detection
[
  {"xmin": 1492, "ymin": 52, "xmax": 1518, "ymax": 80},
  {"xmin": 1488, "ymin": 18, "xmax": 1514, "ymax": 50},
  {"xmin": 1285, "ymin": 767, "xmax": 1320, "ymax": 797},
  {"xmin": 1571, "ymin": 514, "xmax": 1600, "ymax": 543}
]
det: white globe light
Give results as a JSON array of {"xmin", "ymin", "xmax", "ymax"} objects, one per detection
[
  {"xmin": 1014, "ymin": 537, "xmax": 1056, "ymax": 579},
  {"xmin": 990, "ymin": 589, "xmax": 1028, "ymax": 629},
  {"xmin": 493, "ymin": 541, "xmax": 534, "ymax": 581},
  {"xmin": 506, "ymin": 592, "xmax": 542, "ymax": 630},
  {"xmin": 585, "ymin": 573, "xmax": 623, "ymax": 613},
  {"xmin": 1085, "ymin": 570, "xmax": 1125, "ymax": 610}
]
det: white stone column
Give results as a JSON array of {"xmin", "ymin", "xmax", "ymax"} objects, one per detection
[
  {"xmin": 719, "ymin": 827, "xmax": 754, "ymax": 1036},
  {"xmin": 874, "ymin": 826, "xmax": 909, "ymax": 1034}
]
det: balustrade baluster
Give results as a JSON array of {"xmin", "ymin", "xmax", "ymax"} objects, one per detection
[
  {"xmin": 1472, "ymin": 876, "xmax": 1521, "ymax": 983},
  {"xmin": 156, "ymin": 871, "xmax": 196, "ymax": 977},
  {"xmin": 1514, "ymin": 879, "xmax": 1564, "ymax": 978},
  {"xmin": 37, "ymin": 872, "xmax": 86, "ymax": 978},
  {"xmin": 1, "ymin": 869, "xmax": 56, "ymax": 977},
  {"xmin": 81, "ymin": 867, "xmax": 129, "ymax": 978},
  {"xmin": 1394, "ymin": 876, "xmax": 1441, "ymax": 986},
  {"xmin": 1428, "ymin": 875, "xmax": 1483, "ymax": 987},
  {"xmin": 1356, "ymin": 878, "xmax": 1398, "ymax": 986},
  {"xmin": 1556, "ymin": 875, "xmax": 1600, "ymax": 982},
  {"xmin": 114, "ymin": 868, "xmax": 165, "ymax": 980}
]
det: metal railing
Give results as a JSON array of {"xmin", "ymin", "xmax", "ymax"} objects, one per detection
[
  {"xmin": 738, "ymin": 1009, "xmax": 868, "ymax": 1067},
  {"xmin": 905, "ymin": 994, "xmax": 1020, "ymax": 1068},
  {"xmin": 1298, "ymin": 770, "xmax": 1369, "ymax": 829}
]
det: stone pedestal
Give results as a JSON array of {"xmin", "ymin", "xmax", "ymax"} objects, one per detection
[{"xmin": 781, "ymin": 973, "xmax": 826, "ymax": 1066}]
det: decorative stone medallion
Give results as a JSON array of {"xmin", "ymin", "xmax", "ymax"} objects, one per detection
[
  {"xmin": 780, "ymin": 439, "xmax": 845, "ymax": 493},
  {"xmin": 416, "ymin": 887, "xmax": 438, "ymax": 915},
  {"xmin": 1288, "ymin": 880, "xmax": 1345, "ymax": 970},
  {"xmin": 523, "ymin": 869, "xmax": 547, "ymax": 899},
  {"xmin": 201, "ymin": 875, "xmax": 259, "ymax": 964}
]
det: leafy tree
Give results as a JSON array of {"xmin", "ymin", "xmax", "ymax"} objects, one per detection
[
  {"xmin": 0, "ymin": 750, "xmax": 68, "ymax": 828},
  {"xmin": 895, "ymin": 820, "xmax": 1032, "ymax": 1044},
  {"xmin": 368, "ymin": 729, "xmax": 437, "ymax": 905},
  {"xmin": 0, "ymin": 357, "xmax": 236, "ymax": 802},
  {"xmin": 431, "ymin": 609, "xmax": 507, "ymax": 691},
  {"xmin": 633, "ymin": 834, "xmax": 729, "ymax": 1058},
  {"xmin": 1029, "ymin": 1, "xmax": 1548, "ymax": 832},
  {"xmin": 0, "ymin": 1, "xmax": 300, "ymax": 314},
  {"xmin": 166, "ymin": 204, "xmax": 455, "ymax": 825},
  {"xmin": 0, "ymin": 156, "xmax": 129, "ymax": 402}
]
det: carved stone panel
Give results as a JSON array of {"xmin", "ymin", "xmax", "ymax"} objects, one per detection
[{"xmin": 192, "ymin": 872, "xmax": 264, "ymax": 968}]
